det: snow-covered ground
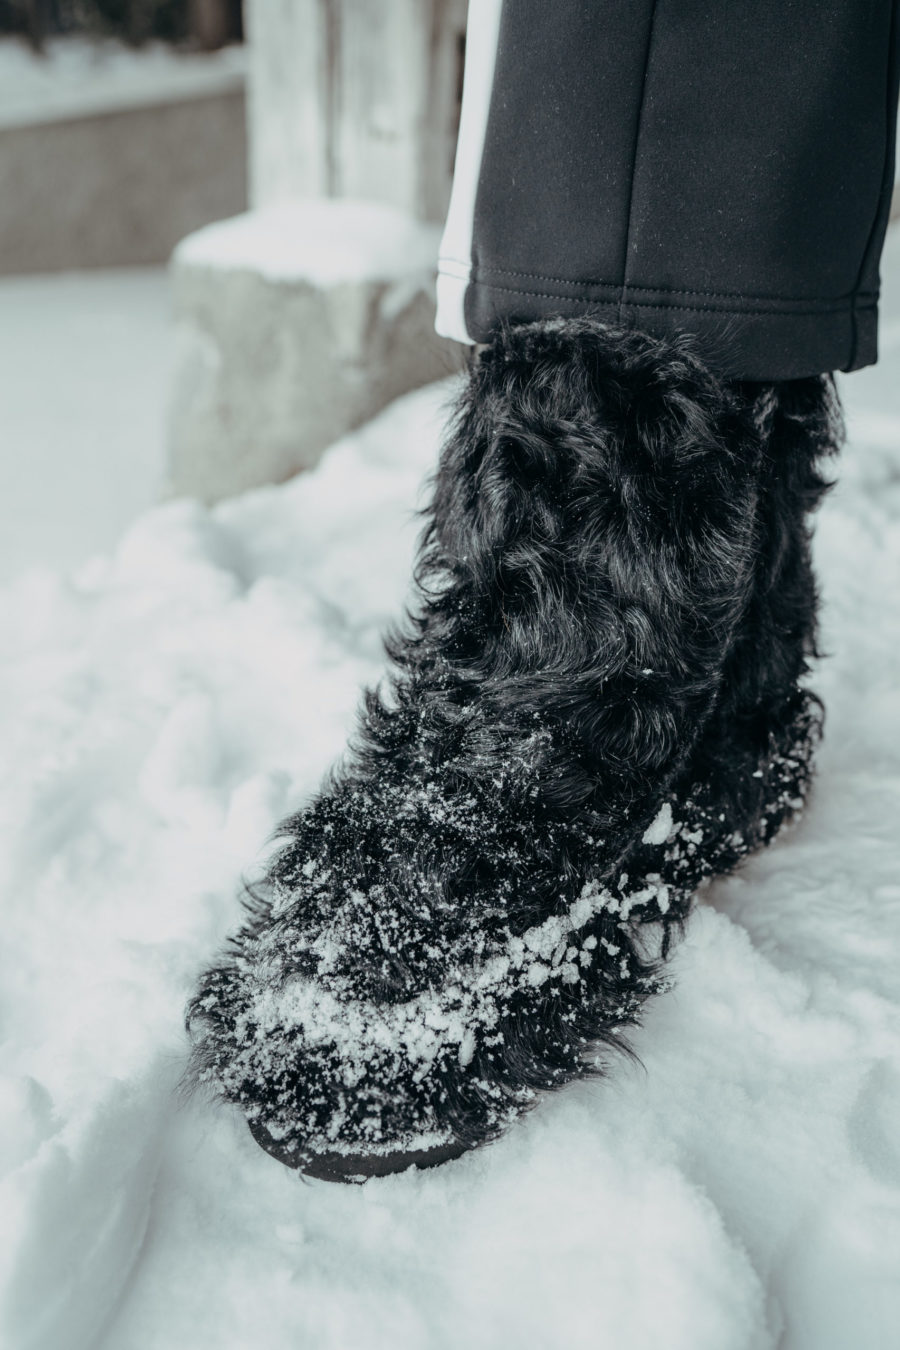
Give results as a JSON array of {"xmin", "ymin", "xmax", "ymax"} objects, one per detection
[
  {"xmin": 1, "ymin": 236, "xmax": 900, "ymax": 1349},
  {"xmin": 0, "ymin": 268, "xmax": 170, "ymax": 585}
]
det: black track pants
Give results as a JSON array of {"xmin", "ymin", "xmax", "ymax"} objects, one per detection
[{"xmin": 436, "ymin": 0, "xmax": 900, "ymax": 379}]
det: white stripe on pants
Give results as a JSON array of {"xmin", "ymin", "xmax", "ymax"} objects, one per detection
[{"xmin": 435, "ymin": 0, "xmax": 505, "ymax": 345}]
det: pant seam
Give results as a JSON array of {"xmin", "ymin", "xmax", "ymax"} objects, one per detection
[
  {"xmin": 617, "ymin": 0, "xmax": 660, "ymax": 325},
  {"xmin": 470, "ymin": 266, "xmax": 877, "ymax": 308},
  {"xmin": 467, "ymin": 277, "xmax": 871, "ymax": 319}
]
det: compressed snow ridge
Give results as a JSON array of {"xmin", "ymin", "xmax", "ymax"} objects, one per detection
[{"xmin": 173, "ymin": 201, "xmax": 443, "ymax": 287}]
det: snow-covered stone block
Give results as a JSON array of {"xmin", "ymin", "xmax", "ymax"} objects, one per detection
[{"xmin": 168, "ymin": 199, "xmax": 462, "ymax": 502}]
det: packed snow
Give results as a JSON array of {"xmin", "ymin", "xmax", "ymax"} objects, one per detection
[
  {"xmin": 0, "ymin": 268, "xmax": 170, "ymax": 584},
  {"xmin": 1, "ymin": 237, "xmax": 900, "ymax": 1348}
]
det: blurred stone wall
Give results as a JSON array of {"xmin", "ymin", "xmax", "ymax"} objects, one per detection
[{"xmin": 0, "ymin": 64, "xmax": 247, "ymax": 273}]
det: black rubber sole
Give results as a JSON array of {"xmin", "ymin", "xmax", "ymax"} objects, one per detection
[{"xmin": 248, "ymin": 1119, "xmax": 468, "ymax": 1183}]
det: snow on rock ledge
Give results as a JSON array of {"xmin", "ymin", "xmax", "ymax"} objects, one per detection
[
  {"xmin": 168, "ymin": 200, "xmax": 461, "ymax": 502},
  {"xmin": 173, "ymin": 200, "xmax": 442, "ymax": 285}
]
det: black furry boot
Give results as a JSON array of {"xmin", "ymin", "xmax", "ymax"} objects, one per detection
[
  {"xmin": 619, "ymin": 376, "xmax": 841, "ymax": 931},
  {"xmin": 186, "ymin": 321, "xmax": 839, "ymax": 1181}
]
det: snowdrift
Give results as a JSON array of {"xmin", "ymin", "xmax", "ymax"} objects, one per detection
[{"xmin": 1, "ymin": 362, "xmax": 899, "ymax": 1348}]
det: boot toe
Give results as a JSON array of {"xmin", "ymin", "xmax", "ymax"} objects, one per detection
[{"xmin": 248, "ymin": 1117, "xmax": 469, "ymax": 1182}]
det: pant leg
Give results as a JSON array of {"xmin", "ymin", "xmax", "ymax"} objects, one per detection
[{"xmin": 437, "ymin": 0, "xmax": 900, "ymax": 380}]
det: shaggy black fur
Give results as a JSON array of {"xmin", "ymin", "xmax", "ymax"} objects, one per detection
[
  {"xmin": 186, "ymin": 321, "xmax": 841, "ymax": 1181},
  {"xmin": 625, "ymin": 375, "xmax": 841, "ymax": 924}
]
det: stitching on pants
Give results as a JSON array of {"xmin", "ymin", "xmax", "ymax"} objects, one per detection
[
  {"xmin": 473, "ymin": 267, "xmax": 875, "ymax": 307},
  {"xmin": 467, "ymin": 278, "xmax": 871, "ymax": 319}
]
